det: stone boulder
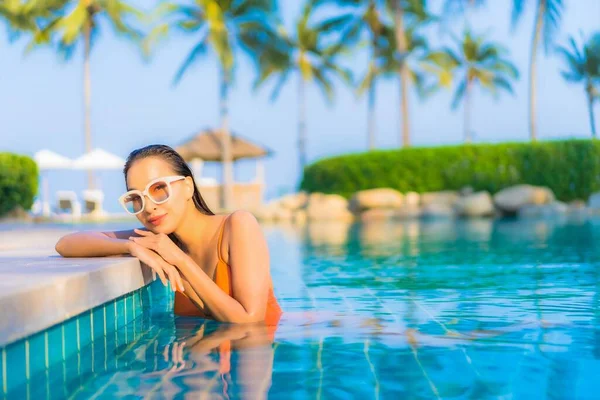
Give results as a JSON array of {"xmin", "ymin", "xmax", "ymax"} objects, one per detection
[
  {"xmin": 455, "ymin": 191, "xmax": 494, "ymax": 217},
  {"xmin": 0, "ymin": 206, "xmax": 33, "ymax": 222},
  {"xmin": 272, "ymin": 207, "xmax": 293, "ymax": 222},
  {"xmin": 306, "ymin": 193, "xmax": 353, "ymax": 221},
  {"xmin": 421, "ymin": 203, "xmax": 456, "ymax": 219},
  {"xmin": 493, "ymin": 184, "xmax": 555, "ymax": 213},
  {"xmin": 404, "ymin": 192, "xmax": 420, "ymax": 208},
  {"xmin": 292, "ymin": 210, "xmax": 307, "ymax": 225},
  {"xmin": 517, "ymin": 201, "xmax": 568, "ymax": 219},
  {"xmin": 420, "ymin": 191, "xmax": 459, "ymax": 207},
  {"xmin": 278, "ymin": 192, "xmax": 308, "ymax": 210},
  {"xmin": 359, "ymin": 209, "xmax": 400, "ymax": 222},
  {"xmin": 349, "ymin": 188, "xmax": 403, "ymax": 212}
]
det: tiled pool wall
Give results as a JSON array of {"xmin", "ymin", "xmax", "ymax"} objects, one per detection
[{"xmin": 0, "ymin": 280, "xmax": 173, "ymax": 398}]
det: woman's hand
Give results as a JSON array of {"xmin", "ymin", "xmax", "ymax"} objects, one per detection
[
  {"xmin": 128, "ymin": 240, "xmax": 185, "ymax": 292},
  {"xmin": 129, "ymin": 229, "xmax": 187, "ymax": 267}
]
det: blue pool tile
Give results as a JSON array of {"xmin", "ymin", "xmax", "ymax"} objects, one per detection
[
  {"xmin": 5, "ymin": 340, "xmax": 26, "ymax": 393},
  {"xmin": 27, "ymin": 331, "xmax": 46, "ymax": 380},
  {"xmin": 47, "ymin": 363, "xmax": 67, "ymax": 400},
  {"xmin": 126, "ymin": 295, "xmax": 134, "ymax": 325},
  {"xmin": 116, "ymin": 298, "xmax": 126, "ymax": 329},
  {"xmin": 78, "ymin": 312, "xmax": 92, "ymax": 347},
  {"xmin": 92, "ymin": 336, "xmax": 108, "ymax": 373},
  {"xmin": 92, "ymin": 307, "xmax": 105, "ymax": 341},
  {"xmin": 105, "ymin": 303, "xmax": 116, "ymax": 335},
  {"xmin": 47, "ymin": 323, "xmax": 64, "ymax": 366},
  {"xmin": 1, "ymin": 348, "xmax": 5, "ymax": 396},
  {"xmin": 63, "ymin": 318, "xmax": 78, "ymax": 360}
]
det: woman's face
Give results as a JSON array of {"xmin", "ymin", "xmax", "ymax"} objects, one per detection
[{"xmin": 125, "ymin": 157, "xmax": 193, "ymax": 234}]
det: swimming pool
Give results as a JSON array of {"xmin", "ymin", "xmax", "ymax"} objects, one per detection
[{"xmin": 3, "ymin": 217, "xmax": 600, "ymax": 398}]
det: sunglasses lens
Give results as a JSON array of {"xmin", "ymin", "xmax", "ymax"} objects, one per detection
[
  {"xmin": 149, "ymin": 181, "xmax": 170, "ymax": 203},
  {"xmin": 123, "ymin": 193, "xmax": 143, "ymax": 214}
]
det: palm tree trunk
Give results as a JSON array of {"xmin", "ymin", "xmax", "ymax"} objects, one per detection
[
  {"xmin": 464, "ymin": 80, "xmax": 472, "ymax": 143},
  {"xmin": 528, "ymin": 0, "xmax": 545, "ymax": 142},
  {"xmin": 393, "ymin": 0, "xmax": 410, "ymax": 148},
  {"xmin": 367, "ymin": 62, "xmax": 376, "ymax": 151},
  {"xmin": 298, "ymin": 76, "xmax": 307, "ymax": 175},
  {"xmin": 587, "ymin": 81, "xmax": 597, "ymax": 139},
  {"xmin": 83, "ymin": 22, "xmax": 93, "ymax": 189},
  {"xmin": 220, "ymin": 68, "xmax": 234, "ymax": 211}
]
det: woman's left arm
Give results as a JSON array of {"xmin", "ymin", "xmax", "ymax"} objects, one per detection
[{"xmin": 176, "ymin": 211, "xmax": 270, "ymax": 323}]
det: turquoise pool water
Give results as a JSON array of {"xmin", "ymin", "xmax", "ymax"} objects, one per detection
[{"xmin": 3, "ymin": 217, "xmax": 600, "ymax": 399}]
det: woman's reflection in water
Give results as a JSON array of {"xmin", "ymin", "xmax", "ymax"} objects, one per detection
[{"xmin": 159, "ymin": 317, "xmax": 277, "ymax": 399}]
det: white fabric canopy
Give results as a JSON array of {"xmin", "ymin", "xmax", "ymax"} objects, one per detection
[
  {"xmin": 72, "ymin": 148, "xmax": 125, "ymax": 170},
  {"xmin": 33, "ymin": 149, "xmax": 73, "ymax": 170}
]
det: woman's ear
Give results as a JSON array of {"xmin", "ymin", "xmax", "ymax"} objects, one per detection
[{"xmin": 184, "ymin": 176, "xmax": 194, "ymax": 200}]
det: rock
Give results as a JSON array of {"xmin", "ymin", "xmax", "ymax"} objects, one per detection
[
  {"xmin": 272, "ymin": 207, "xmax": 293, "ymax": 222},
  {"xmin": 306, "ymin": 193, "xmax": 353, "ymax": 221},
  {"xmin": 518, "ymin": 201, "xmax": 568, "ymax": 219},
  {"xmin": 396, "ymin": 206, "xmax": 422, "ymax": 219},
  {"xmin": 455, "ymin": 191, "xmax": 494, "ymax": 217},
  {"xmin": 420, "ymin": 191, "xmax": 459, "ymax": 207},
  {"xmin": 292, "ymin": 210, "xmax": 307, "ymax": 225},
  {"xmin": 349, "ymin": 188, "xmax": 403, "ymax": 212},
  {"xmin": 589, "ymin": 192, "xmax": 600, "ymax": 209},
  {"xmin": 421, "ymin": 203, "xmax": 456, "ymax": 219},
  {"xmin": 278, "ymin": 192, "xmax": 308, "ymax": 210},
  {"xmin": 569, "ymin": 199, "xmax": 586, "ymax": 209},
  {"xmin": 459, "ymin": 186, "xmax": 474, "ymax": 196},
  {"xmin": 493, "ymin": 184, "xmax": 555, "ymax": 213},
  {"xmin": 0, "ymin": 206, "xmax": 33, "ymax": 222},
  {"xmin": 404, "ymin": 192, "xmax": 420, "ymax": 208},
  {"xmin": 359, "ymin": 209, "xmax": 401, "ymax": 222}
]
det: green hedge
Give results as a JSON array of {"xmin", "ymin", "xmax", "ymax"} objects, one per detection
[
  {"xmin": 0, "ymin": 153, "xmax": 38, "ymax": 217},
  {"xmin": 300, "ymin": 139, "xmax": 600, "ymax": 201}
]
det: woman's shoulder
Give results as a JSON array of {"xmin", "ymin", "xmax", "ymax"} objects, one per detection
[{"xmin": 224, "ymin": 210, "xmax": 261, "ymax": 236}]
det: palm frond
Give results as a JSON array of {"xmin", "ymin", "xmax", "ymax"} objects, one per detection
[
  {"xmin": 173, "ymin": 35, "xmax": 209, "ymax": 84},
  {"xmin": 451, "ymin": 77, "xmax": 467, "ymax": 110}
]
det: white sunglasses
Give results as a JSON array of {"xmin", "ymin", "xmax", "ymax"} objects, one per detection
[{"xmin": 119, "ymin": 175, "xmax": 186, "ymax": 215}]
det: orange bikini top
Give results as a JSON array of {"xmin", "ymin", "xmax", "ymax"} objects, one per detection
[{"xmin": 174, "ymin": 214, "xmax": 282, "ymax": 327}]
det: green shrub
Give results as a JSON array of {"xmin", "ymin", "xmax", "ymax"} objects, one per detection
[
  {"xmin": 300, "ymin": 139, "xmax": 600, "ymax": 201},
  {"xmin": 0, "ymin": 153, "xmax": 38, "ymax": 217}
]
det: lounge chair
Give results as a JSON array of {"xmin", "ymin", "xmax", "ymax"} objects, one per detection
[
  {"xmin": 55, "ymin": 191, "xmax": 82, "ymax": 218},
  {"xmin": 83, "ymin": 189, "xmax": 104, "ymax": 214}
]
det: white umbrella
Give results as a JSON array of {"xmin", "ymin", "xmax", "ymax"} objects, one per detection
[
  {"xmin": 34, "ymin": 149, "xmax": 73, "ymax": 170},
  {"xmin": 72, "ymin": 148, "xmax": 125, "ymax": 170},
  {"xmin": 33, "ymin": 150, "xmax": 73, "ymax": 216}
]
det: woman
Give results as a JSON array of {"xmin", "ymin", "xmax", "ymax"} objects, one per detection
[{"xmin": 55, "ymin": 144, "xmax": 282, "ymax": 325}]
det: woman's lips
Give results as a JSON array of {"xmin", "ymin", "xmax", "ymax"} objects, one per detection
[{"xmin": 148, "ymin": 214, "xmax": 167, "ymax": 226}]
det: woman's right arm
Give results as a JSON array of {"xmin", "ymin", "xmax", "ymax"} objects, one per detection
[
  {"xmin": 55, "ymin": 229, "xmax": 186, "ymax": 292},
  {"xmin": 55, "ymin": 229, "xmax": 138, "ymax": 257}
]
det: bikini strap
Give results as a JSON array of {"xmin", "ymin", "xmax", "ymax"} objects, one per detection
[{"xmin": 217, "ymin": 214, "xmax": 230, "ymax": 263}]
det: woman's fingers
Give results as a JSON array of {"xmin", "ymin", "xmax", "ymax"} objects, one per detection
[
  {"xmin": 134, "ymin": 228, "xmax": 153, "ymax": 237},
  {"xmin": 129, "ymin": 236, "xmax": 157, "ymax": 251},
  {"xmin": 143, "ymin": 255, "xmax": 167, "ymax": 286},
  {"xmin": 159, "ymin": 259, "xmax": 185, "ymax": 293}
]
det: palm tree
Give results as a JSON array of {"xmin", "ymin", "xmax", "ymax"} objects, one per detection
[
  {"xmin": 557, "ymin": 33, "xmax": 600, "ymax": 138},
  {"xmin": 148, "ymin": 0, "xmax": 275, "ymax": 211},
  {"xmin": 512, "ymin": 0, "xmax": 564, "ymax": 141},
  {"xmin": 0, "ymin": 0, "xmax": 65, "ymax": 40},
  {"xmin": 253, "ymin": 1, "xmax": 352, "ymax": 174},
  {"xmin": 32, "ymin": 0, "xmax": 143, "ymax": 189},
  {"xmin": 425, "ymin": 31, "xmax": 519, "ymax": 143},
  {"xmin": 322, "ymin": 0, "xmax": 430, "ymax": 150}
]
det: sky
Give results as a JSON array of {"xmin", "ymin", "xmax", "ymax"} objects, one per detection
[{"xmin": 1, "ymin": 0, "xmax": 599, "ymax": 212}]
